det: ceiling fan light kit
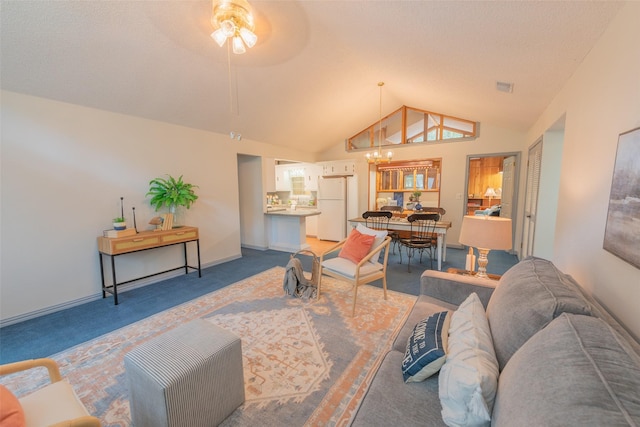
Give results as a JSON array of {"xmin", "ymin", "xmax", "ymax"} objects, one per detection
[{"xmin": 210, "ymin": 0, "xmax": 257, "ymax": 54}]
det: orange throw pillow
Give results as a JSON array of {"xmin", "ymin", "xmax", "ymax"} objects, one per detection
[
  {"xmin": 0, "ymin": 385, "xmax": 26, "ymax": 427},
  {"xmin": 339, "ymin": 228, "xmax": 376, "ymax": 264}
]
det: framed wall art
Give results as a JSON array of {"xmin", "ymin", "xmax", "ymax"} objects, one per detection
[{"xmin": 603, "ymin": 127, "xmax": 640, "ymax": 269}]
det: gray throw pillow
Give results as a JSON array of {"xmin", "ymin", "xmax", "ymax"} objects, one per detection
[
  {"xmin": 492, "ymin": 313, "xmax": 640, "ymax": 426},
  {"xmin": 486, "ymin": 256, "xmax": 593, "ymax": 370}
]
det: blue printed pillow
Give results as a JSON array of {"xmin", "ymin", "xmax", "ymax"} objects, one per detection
[{"xmin": 402, "ymin": 311, "xmax": 451, "ymax": 383}]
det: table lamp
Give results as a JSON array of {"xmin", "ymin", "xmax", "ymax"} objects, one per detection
[
  {"xmin": 459, "ymin": 215, "xmax": 512, "ymax": 278},
  {"xmin": 484, "ymin": 187, "xmax": 497, "ymax": 206}
]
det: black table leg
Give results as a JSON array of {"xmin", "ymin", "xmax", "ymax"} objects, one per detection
[
  {"xmin": 99, "ymin": 253, "xmax": 106, "ymax": 298},
  {"xmin": 183, "ymin": 242, "xmax": 188, "ymax": 274},
  {"xmin": 196, "ymin": 239, "xmax": 201, "ymax": 277},
  {"xmin": 110, "ymin": 255, "xmax": 118, "ymax": 305}
]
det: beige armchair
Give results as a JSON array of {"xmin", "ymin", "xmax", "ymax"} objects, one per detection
[
  {"xmin": 0, "ymin": 358, "xmax": 101, "ymax": 427},
  {"xmin": 318, "ymin": 234, "xmax": 391, "ymax": 316}
]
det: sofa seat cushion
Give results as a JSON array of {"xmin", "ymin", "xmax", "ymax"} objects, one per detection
[
  {"xmin": 352, "ymin": 350, "xmax": 446, "ymax": 427},
  {"xmin": 486, "ymin": 256, "xmax": 594, "ymax": 370},
  {"xmin": 321, "ymin": 257, "xmax": 382, "ymax": 278},
  {"xmin": 492, "ymin": 313, "xmax": 640, "ymax": 426}
]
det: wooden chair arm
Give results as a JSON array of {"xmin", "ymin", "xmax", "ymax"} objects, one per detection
[{"xmin": 0, "ymin": 358, "xmax": 62, "ymax": 383}]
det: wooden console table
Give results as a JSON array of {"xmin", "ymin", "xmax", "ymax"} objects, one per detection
[{"xmin": 97, "ymin": 226, "xmax": 201, "ymax": 304}]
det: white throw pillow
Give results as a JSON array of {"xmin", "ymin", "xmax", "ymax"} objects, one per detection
[
  {"xmin": 439, "ymin": 293, "xmax": 499, "ymax": 427},
  {"xmin": 356, "ymin": 223, "xmax": 388, "ymax": 263}
]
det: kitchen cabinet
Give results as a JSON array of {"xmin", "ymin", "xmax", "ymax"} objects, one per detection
[
  {"xmin": 321, "ymin": 160, "xmax": 356, "ymax": 176},
  {"xmin": 275, "ymin": 165, "xmax": 291, "ymax": 191},
  {"xmin": 304, "ymin": 163, "xmax": 321, "ymax": 191},
  {"xmin": 306, "ymin": 214, "xmax": 318, "ymax": 236}
]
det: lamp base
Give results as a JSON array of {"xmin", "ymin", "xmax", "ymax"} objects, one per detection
[{"xmin": 476, "ymin": 248, "xmax": 491, "ymax": 279}]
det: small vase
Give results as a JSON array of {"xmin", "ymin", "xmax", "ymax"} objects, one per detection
[
  {"xmin": 415, "ymin": 203, "xmax": 422, "ymax": 211},
  {"xmin": 113, "ymin": 221, "xmax": 126, "ymax": 230}
]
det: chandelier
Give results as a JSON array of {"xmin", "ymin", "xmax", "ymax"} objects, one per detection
[
  {"xmin": 210, "ymin": 0, "xmax": 258, "ymax": 55},
  {"xmin": 366, "ymin": 82, "xmax": 393, "ymax": 164}
]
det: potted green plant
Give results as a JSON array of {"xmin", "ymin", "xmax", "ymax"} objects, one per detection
[
  {"xmin": 146, "ymin": 175, "xmax": 199, "ymax": 223},
  {"xmin": 113, "ymin": 216, "xmax": 126, "ymax": 230}
]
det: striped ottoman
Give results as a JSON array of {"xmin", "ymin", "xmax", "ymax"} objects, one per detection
[{"xmin": 124, "ymin": 319, "xmax": 244, "ymax": 427}]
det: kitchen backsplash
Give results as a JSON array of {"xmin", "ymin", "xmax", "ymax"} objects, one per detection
[{"xmin": 266, "ymin": 191, "xmax": 317, "ymax": 206}]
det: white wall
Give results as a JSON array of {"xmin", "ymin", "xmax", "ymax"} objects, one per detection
[
  {"xmin": 526, "ymin": 2, "xmax": 640, "ymax": 340},
  {"xmin": 0, "ymin": 91, "xmax": 313, "ymax": 324}
]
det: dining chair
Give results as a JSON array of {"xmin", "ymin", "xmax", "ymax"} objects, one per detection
[
  {"xmin": 362, "ymin": 211, "xmax": 392, "ymax": 260},
  {"xmin": 0, "ymin": 358, "xmax": 101, "ymax": 427},
  {"xmin": 362, "ymin": 210, "xmax": 392, "ymax": 232},
  {"xmin": 378, "ymin": 206, "xmax": 403, "ymax": 253},
  {"xmin": 397, "ymin": 213, "xmax": 440, "ymax": 272}
]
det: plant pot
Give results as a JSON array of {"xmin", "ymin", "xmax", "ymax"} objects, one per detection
[{"xmin": 113, "ymin": 222, "xmax": 126, "ymax": 230}]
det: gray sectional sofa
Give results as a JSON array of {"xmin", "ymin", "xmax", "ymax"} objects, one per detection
[{"xmin": 352, "ymin": 256, "xmax": 640, "ymax": 426}]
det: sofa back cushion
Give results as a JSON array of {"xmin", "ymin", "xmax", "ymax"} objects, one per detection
[
  {"xmin": 486, "ymin": 257, "xmax": 593, "ymax": 370},
  {"xmin": 492, "ymin": 313, "xmax": 640, "ymax": 426}
]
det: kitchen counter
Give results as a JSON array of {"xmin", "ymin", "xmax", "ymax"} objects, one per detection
[
  {"xmin": 264, "ymin": 208, "xmax": 321, "ymax": 252},
  {"xmin": 264, "ymin": 208, "xmax": 320, "ymax": 217}
]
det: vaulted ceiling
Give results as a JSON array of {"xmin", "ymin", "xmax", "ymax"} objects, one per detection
[{"xmin": 1, "ymin": 1, "xmax": 623, "ymax": 153}]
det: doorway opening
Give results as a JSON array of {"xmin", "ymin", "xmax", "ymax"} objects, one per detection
[{"xmin": 464, "ymin": 152, "xmax": 520, "ymax": 252}]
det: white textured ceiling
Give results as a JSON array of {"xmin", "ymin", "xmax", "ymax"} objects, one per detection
[{"xmin": 1, "ymin": 1, "xmax": 623, "ymax": 153}]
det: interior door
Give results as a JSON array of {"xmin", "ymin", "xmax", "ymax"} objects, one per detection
[
  {"xmin": 500, "ymin": 156, "xmax": 516, "ymax": 219},
  {"xmin": 522, "ymin": 140, "xmax": 542, "ymax": 258}
]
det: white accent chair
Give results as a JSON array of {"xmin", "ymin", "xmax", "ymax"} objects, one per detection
[
  {"xmin": 0, "ymin": 358, "xmax": 101, "ymax": 427},
  {"xmin": 318, "ymin": 235, "xmax": 392, "ymax": 316}
]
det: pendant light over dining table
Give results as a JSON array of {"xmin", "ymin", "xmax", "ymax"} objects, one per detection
[
  {"xmin": 210, "ymin": 0, "xmax": 258, "ymax": 55},
  {"xmin": 366, "ymin": 82, "xmax": 393, "ymax": 164}
]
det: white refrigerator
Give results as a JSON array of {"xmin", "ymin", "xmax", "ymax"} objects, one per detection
[{"xmin": 317, "ymin": 175, "xmax": 358, "ymax": 241}]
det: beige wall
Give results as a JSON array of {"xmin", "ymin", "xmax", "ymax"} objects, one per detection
[
  {"xmin": 0, "ymin": 91, "xmax": 312, "ymax": 324},
  {"xmin": 526, "ymin": 2, "xmax": 640, "ymax": 340}
]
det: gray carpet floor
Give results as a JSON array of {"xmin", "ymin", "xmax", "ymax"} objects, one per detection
[{"xmin": 0, "ymin": 246, "xmax": 518, "ymax": 364}]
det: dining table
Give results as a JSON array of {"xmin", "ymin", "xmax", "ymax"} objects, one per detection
[{"xmin": 348, "ymin": 216, "xmax": 452, "ymax": 271}]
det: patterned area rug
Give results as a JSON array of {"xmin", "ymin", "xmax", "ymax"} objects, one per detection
[{"xmin": 4, "ymin": 267, "xmax": 416, "ymax": 426}]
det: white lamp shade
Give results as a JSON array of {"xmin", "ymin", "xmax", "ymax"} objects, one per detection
[
  {"xmin": 211, "ymin": 29, "xmax": 227, "ymax": 47},
  {"xmin": 239, "ymin": 27, "xmax": 257, "ymax": 48},
  {"xmin": 459, "ymin": 215, "xmax": 512, "ymax": 250},
  {"xmin": 484, "ymin": 187, "xmax": 497, "ymax": 198},
  {"xmin": 232, "ymin": 36, "xmax": 246, "ymax": 54}
]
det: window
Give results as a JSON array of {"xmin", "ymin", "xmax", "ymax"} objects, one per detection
[{"xmin": 346, "ymin": 106, "xmax": 477, "ymax": 152}]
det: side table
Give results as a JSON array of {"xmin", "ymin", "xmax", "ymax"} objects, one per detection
[
  {"xmin": 446, "ymin": 267, "xmax": 502, "ymax": 281},
  {"xmin": 97, "ymin": 226, "xmax": 201, "ymax": 304}
]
